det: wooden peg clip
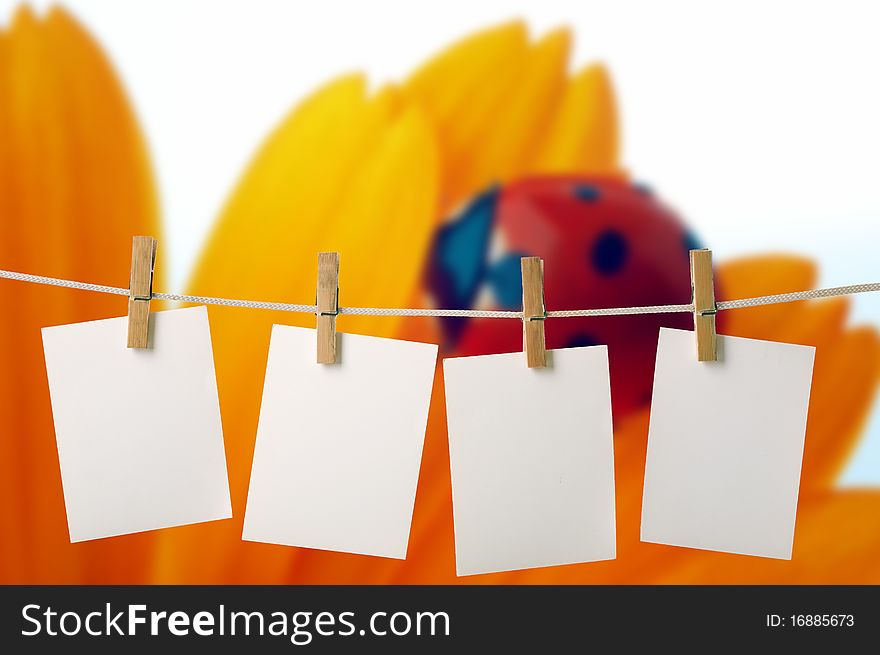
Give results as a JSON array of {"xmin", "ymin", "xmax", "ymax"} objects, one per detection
[
  {"xmin": 316, "ymin": 252, "xmax": 340, "ymax": 364},
  {"xmin": 126, "ymin": 236, "xmax": 158, "ymax": 349},
  {"xmin": 521, "ymin": 256, "xmax": 547, "ymax": 368},
  {"xmin": 689, "ymin": 248, "xmax": 717, "ymax": 362}
]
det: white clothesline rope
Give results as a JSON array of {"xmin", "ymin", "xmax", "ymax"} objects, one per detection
[{"xmin": 0, "ymin": 269, "xmax": 878, "ymax": 319}]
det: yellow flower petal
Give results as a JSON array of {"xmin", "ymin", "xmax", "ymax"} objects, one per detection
[
  {"xmin": 533, "ymin": 63, "xmax": 620, "ymax": 174},
  {"xmin": 153, "ymin": 78, "xmax": 438, "ymax": 582},
  {"xmin": 405, "ymin": 21, "xmax": 527, "ymax": 209},
  {"xmin": 191, "ymin": 74, "xmax": 393, "ymax": 298},
  {"xmin": 463, "ymin": 28, "xmax": 571, "ymax": 189},
  {"xmin": 405, "ymin": 24, "xmax": 574, "ymax": 211}
]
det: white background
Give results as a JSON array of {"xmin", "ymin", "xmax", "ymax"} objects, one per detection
[{"xmin": 2, "ymin": 0, "xmax": 878, "ymax": 482}]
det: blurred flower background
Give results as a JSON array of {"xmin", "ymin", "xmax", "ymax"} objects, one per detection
[{"xmin": 0, "ymin": 1, "xmax": 878, "ymax": 583}]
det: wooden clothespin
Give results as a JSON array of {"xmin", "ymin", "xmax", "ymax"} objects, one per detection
[
  {"xmin": 316, "ymin": 252, "xmax": 340, "ymax": 364},
  {"xmin": 127, "ymin": 236, "xmax": 158, "ymax": 349},
  {"xmin": 689, "ymin": 248, "xmax": 717, "ymax": 361},
  {"xmin": 521, "ymin": 256, "xmax": 547, "ymax": 368}
]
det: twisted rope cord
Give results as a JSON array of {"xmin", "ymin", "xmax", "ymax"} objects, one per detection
[
  {"xmin": 715, "ymin": 283, "xmax": 880, "ymax": 310},
  {"xmin": 1, "ymin": 269, "xmax": 877, "ymax": 319}
]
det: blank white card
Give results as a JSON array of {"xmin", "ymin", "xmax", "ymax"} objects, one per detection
[
  {"xmin": 42, "ymin": 306, "xmax": 232, "ymax": 542},
  {"xmin": 444, "ymin": 346, "xmax": 616, "ymax": 576},
  {"xmin": 243, "ymin": 326, "xmax": 437, "ymax": 559},
  {"xmin": 641, "ymin": 327, "xmax": 815, "ymax": 559}
]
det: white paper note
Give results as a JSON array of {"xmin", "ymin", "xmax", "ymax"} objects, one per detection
[
  {"xmin": 444, "ymin": 346, "xmax": 617, "ymax": 576},
  {"xmin": 242, "ymin": 326, "xmax": 437, "ymax": 559},
  {"xmin": 42, "ymin": 306, "xmax": 232, "ymax": 542},
  {"xmin": 641, "ymin": 327, "xmax": 815, "ymax": 559}
]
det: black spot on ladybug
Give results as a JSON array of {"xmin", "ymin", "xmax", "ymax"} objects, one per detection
[
  {"xmin": 591, "ymin": 230, "xmax": 628, "ymax": 275},
  {"xmin": 567, "ymin": 333, "xmax": 600, "ymax": 349},
  {"xmin": 573, "ymin": 184, "xmax": 601, "ymax": 202}
]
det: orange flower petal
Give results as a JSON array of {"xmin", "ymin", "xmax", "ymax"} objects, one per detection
[
  {"xmin": 716, "ymin": 254, "xmax": 817, "ymax": 338},
  {"xmin": 645, "ymin": 491, "xmax": 880, "ymax": 584},
  {"xmin": 0, "ymin": 6, "xmax": 160, "ymax": 583},
  {"xmin": 802, "ymin": 326, "xmax": 880, "ymax": 490}
]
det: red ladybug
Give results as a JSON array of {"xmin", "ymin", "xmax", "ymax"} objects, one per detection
[{"xmin": 426, "ymin": 175, "xmax": 718, "ymax": 417}]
